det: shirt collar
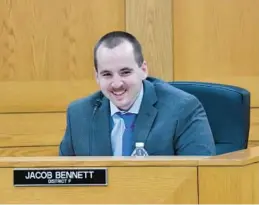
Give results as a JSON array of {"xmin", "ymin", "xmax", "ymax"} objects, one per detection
[{"xmin": 110, "ymin": 83, "xmax": 144, "ymax": 116}]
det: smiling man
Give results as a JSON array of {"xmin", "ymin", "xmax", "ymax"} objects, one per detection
[{"xmin": 59, "ymin": 31, "xmax": 216, "ymax": 156}]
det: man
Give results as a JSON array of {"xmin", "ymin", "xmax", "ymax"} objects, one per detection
[{"xmin": 59, "ymin": 31, "xmax": 216, "ymax": 156}]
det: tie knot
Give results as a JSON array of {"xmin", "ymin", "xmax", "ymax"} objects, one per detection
[
  {"xmin": 115, "ymin": 111, "xmax": 133, "ymax": 116},
  {"xmin": 116, "ymin": 112, "xmax": 136, "ymax": 129}
]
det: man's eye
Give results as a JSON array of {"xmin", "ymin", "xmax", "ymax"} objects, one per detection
[
  {"xmin": 102, "ymin": 73, "xmax": 111, "ymax": 77},
  {"xmin": 121, "ymin": 70, "xmax": 132, "ymax": 75}
]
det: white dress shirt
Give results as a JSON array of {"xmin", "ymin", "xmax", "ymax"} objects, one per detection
[{"xmin": 110, "ymin": 84, "xmax": 144, "ymax": 156}]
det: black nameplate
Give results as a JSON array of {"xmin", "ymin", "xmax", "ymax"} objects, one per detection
[{"xmin": 13, "ymin": 168, "xmax": 107, "ymax": 187}]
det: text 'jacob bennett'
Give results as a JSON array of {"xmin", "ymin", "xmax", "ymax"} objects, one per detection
[{"xmin": 25, "ymin": 170, "xmax": 94, "ymax": 180}]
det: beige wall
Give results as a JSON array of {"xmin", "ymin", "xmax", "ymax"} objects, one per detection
[{"xmin": 0, "ymin": 0, "xmax": 258, "ymax": 156}]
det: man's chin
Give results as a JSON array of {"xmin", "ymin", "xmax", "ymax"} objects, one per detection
[{"xmin": 114, "ymin": 102, "xmax": 132, "ymax": 111}]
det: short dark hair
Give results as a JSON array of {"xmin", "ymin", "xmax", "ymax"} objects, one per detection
[{"xmin": 94, "ymin": 31, "xmax": 144, "ymax": 71}]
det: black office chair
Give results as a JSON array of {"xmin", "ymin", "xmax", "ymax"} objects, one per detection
[{"xmin": 168, "ymin": 81, "xmax": 250, "ymax": 155}]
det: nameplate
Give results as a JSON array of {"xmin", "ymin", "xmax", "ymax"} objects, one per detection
[{"xmin": 13, "ymin": 168, "xmax": 107, "ymax": 187}]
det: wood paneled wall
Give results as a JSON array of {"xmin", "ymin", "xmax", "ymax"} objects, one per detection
[
  {"xmin": 126, "ymin": 0, "xmax": 173, "ymax": 81},
  {"xmin": 0, "ymin": 0, "xmax": 125, "ymax": 156},
  {"xmin": 0, "ymin": 0, "xmax": 258, "ymax": 156},
  {"xmin": 172, "ymin": 0, "xmax": 259, "ymax": 147},
  {"xmin": 0, "ymin": 0, "xmax": 125, "ymax": 113}
]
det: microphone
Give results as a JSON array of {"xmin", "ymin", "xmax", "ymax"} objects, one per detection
[
  {"xmin": 92, "ymin": 98, "xmax": 102, "ymax": 116},
  {"xmin": 89, "ymin": 93, "xmax": 103, "ymax": 155}
]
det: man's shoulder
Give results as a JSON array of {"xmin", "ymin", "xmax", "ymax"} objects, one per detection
[
  {"xmin": 67, "ymin": 91, "xmax": 102, "ymax": 111},
  {"xmin": 144, "ymin": 77, "xmax": 201, "ymax": 118},
  {"xmin": 147, "ymin": 77, "xmax": 196, "ymax": 102},
  {"xmin": 145, "ymin": 77, "xmax": 201, "ymax": 114}
]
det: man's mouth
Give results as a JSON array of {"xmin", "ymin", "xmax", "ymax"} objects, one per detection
[{"xmin": 112, "ymin": 89, "xmax": 127, "ymax": 96}]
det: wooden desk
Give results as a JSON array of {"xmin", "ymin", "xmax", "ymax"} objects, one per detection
[
  {"xmin": 0, "ymin": 156, "xmax": 203, "ymax": 204},
  {"xmin": 0, "ymin": 147, "xmax": 259, "ymax": 204},
  {"xmin": 198, "ymin": 146, "xmax": 259, "ymax": 204}
]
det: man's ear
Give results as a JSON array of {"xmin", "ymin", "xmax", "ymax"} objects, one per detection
[
  {"xmin": 94, "ymin": 69, "xmax": 100, "ymax": 84},
  {"xmin": 140, "ymin": 60, "xmax": 148, "ymax": 79}
]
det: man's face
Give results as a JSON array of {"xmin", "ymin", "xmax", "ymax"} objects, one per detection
[{"xmin": 95, "ymin": 41, "xmax": 148, "ymax": 111}]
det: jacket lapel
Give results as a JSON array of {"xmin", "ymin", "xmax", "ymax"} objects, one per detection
[
  {"xmin": 133, "ymin": 80, "xmax": 158, "ymax": 148},
  {"xmin": 91, "ymin": 97, "xmax": 113, "ymax": 156}
]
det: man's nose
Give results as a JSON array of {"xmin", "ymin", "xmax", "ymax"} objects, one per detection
[{"xmin": 111, "ymin": 76, "xmax": 123, "ymax": 88}]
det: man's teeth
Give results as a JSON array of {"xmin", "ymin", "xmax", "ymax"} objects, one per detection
[{"xmin": 113, "ymin": 90, "xmax": 126, "ymax": 96}]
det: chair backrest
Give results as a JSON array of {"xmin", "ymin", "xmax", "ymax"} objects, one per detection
[{"xmin": 168, "ymin": 81, "xmax": 250, "ymax": 155}]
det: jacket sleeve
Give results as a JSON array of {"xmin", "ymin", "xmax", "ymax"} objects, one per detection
[
  {"xmin": 59, "ymin": 106, "xmax": 75, "ymax": 156},
  {"xmin": 174, "ymin": 95, "xmax": 216, "ymax": 156}
]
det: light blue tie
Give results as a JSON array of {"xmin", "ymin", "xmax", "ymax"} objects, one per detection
[{"xmin": 118, "ymin": 113, "xmax": 137, "ymax": 156}]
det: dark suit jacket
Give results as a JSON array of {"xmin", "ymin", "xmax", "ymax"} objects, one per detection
[{"xmin": 59, "ymin": 77, "xmax": 216, "ymax": 156}]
